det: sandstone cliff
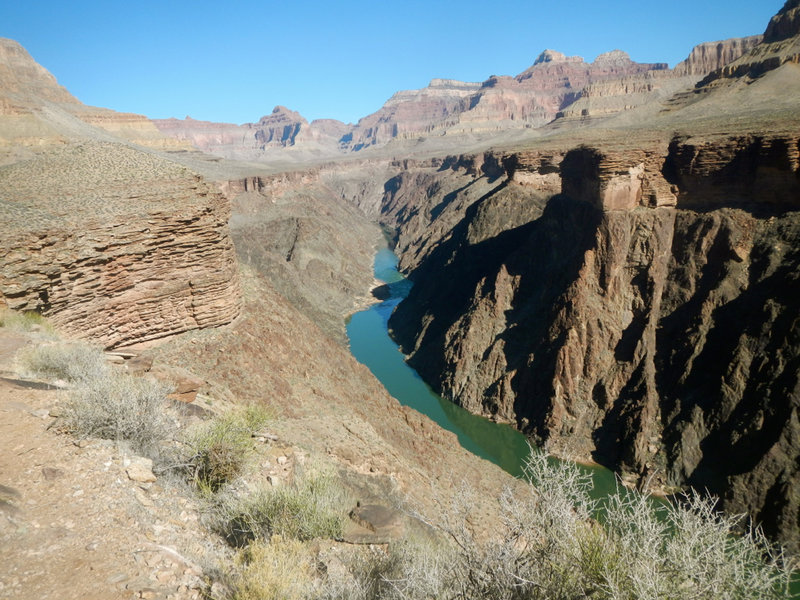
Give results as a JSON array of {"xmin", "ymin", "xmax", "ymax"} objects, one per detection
[
  {"xmin": 704, "ymin": 0, "xmax": 800, "ymax": 84},
  {"xmin": 0, "ymin": 142, "xmax": 242, "ymax": 348},
  {"xmin": 0, "ymin": 41, "xmax": 245, "ymax": 348},
  {"xmin": 673, "ymin": 35, "xmax": 764, "ymax": 76}
]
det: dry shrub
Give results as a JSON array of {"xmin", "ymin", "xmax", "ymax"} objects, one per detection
[
  {"xmin": 233, "ymin": 535, "xmax": 316, "ymax": 600},
  {"xmin": 60, "ymin": 371, "xmax": 173, "ymax": 459},
  {"xmin": 19, "ymin": 341, "xmax": 108, "ymax": 384},
  {"xmin": 326, "ymin": 450, "xmax": 794, "ymax": 600},
  {"xmin": 214, "ymin": 467, "xmax": 347, "ymax": 547},
  {"xmin": 183, "ymin": 405, "xmax": 272, "ymax": 492}
]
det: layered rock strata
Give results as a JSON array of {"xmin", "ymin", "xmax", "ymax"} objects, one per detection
[
  {"xmin": 383, "ymin": 133, "xmax": 800, "ymax": 551},
  {"xmin": 150, "ymin": 36, "xmax": 759, "ymax": 160},
  {"xmin": 221, "ymin": 164, "xmax": 386, "ymax": 344},
  {"xmin": 153, "ymin": 107, "xmax": 348, "ymax": 160},
  {"xmin": 0, "ymin": 142, "xmax": 241, "ymax": 348},
  {"xmin": 0, "ymin": 38, "xmax": 190, "ymax": 153}
]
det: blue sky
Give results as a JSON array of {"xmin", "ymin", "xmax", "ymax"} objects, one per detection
[{"xmin": 0, "ymin": 1, "xmax": 783, "ymax": 125}]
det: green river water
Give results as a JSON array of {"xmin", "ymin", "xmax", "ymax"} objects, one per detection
[{"xmin": 346, "ymin": 246, "xmax": 620, "ymax": 500}]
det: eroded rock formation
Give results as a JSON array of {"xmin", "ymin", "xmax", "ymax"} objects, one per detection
[
  {"xmin": 381, "ymin": 131, "xmax": 800, "ymax": 551},
  {"xmin": 0, "ymin": 142, "xmax": 241, "ymax": 348},
  {"xmin": 152, "ymin": 107, "xmax": 348, "ymax": 160},
  {"xmin": 150, "ymin": 35, "xmax": 760, "ymax": 160}
]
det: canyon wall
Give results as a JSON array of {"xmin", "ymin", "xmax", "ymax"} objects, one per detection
[
  {"xmin": 220, "ymin": 164, "xmax": 388, "ymax": 344},
  {"xmin": 382, "ymin": 135, "xmax": 800, "ymax": 551},
  {"xmin": 0, "ymin": 142, "xmax": 241, "ymax": 348},
  {"xmin": 149, "ymin": 37, "xmax": 760, "ymax": 160}
]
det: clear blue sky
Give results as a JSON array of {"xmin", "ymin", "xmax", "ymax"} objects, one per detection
[{"xmin": 0, "ymin": 0, "xmax": 783, "ymax": 125}]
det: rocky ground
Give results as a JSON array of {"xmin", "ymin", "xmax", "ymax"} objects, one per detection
[{"xmin": 0, "ymin": 331, "xmax": 215, "ymax": 600}]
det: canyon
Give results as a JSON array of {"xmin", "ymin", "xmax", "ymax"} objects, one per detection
[
  {"xmin": 0, "ymin": 3, "xmax": 798, "ymax": 594},
  {"xmin": 378, "ymin": 3, "xmax": 800, "ymax": 552}
]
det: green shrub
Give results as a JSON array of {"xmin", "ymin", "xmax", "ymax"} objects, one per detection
[
  {"xmin": 214, "ymin": 468, "xmax": 347, "ymax": 547},
  {"xmin": 20, "ymin": 341, "xmax": 108, "ymax": 384},
  {"xmin": 183, "ymin": 404, "xmax": 272, "ymax": 492},
  {"xmin": 60, "ymin": 371, "xmax": 173, "ymax": 458}
]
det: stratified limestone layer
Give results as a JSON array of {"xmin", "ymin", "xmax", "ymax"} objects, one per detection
[{"xmin": 0, "ymin": 141, "xmax": 241, "ymax": 348}]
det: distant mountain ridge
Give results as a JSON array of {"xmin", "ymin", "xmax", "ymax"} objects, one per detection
[{"xmin": 150, "ymin": 36, "xmax": 761, "ymax": 159}]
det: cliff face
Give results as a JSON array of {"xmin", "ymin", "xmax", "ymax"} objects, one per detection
[
  {"xmin": 221, "ymin": 164, "xmax": 385, "ymax": 345},
  {"xmin": 149, "ymin": 36, "xmax": 760, "ymax": 159},
  {"xmin": 0, "ymin": 142, "xmax": 241, "ymax": 348},
  {"xmin": 698, "ymin": 1, "xmax": 800, "ymax": 87},
  {"xmin": 384, "ymin": 133, "xmax": 800, "ymax": 551},
  {"xmin": 0, "ymin": 38, "xmax": 190, "ymax": 153},
  {"xmin": 673, "ymin": 36, "xmax": 764, "ymax": 76}
]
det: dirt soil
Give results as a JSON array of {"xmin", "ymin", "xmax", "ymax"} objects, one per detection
[{"xmin": 0, "ymin": 331, "xmax": 224, "ymax": 600}]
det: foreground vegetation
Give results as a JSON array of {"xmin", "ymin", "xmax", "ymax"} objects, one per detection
[{"xmin": 7, "ymin": 319, "xmax": 795, "ymax": 599}]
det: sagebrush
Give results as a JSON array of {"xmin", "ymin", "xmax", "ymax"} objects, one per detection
[
  {"xmin": 60, "ymin": 371, "xmax": 173, "ymax": 458},
  {"xmin": 20, "ymin": 341, "xmax": 108, "ymax": 384},
  {"xmin": 322, "ymin": 451, "xmax": 794, "ymax": 600}
]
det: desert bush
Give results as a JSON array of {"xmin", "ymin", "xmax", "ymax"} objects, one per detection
[
  {"xmin": 330, "ymin": 450, "xmax": 794, "ymax": 600},
  {"xmin": 214, "ymin": 467, "xmax": 347, "ymax": 547},
  {"xmin": 182, "ymin": 405, "xmax": 272, "ymax": 492},
  {"xmin": 19, "ymin": 341, "xmax": 108, "ymax": 384},
  {"xmin": 232, "ymin": 536, "xmax": 316, "ymax": 600},
  {"xmin": 60, "ymin": 371, "xmax": 173, "ymax": 458},
  {"xmin": 320, "ymin": 537, "xmax": 454, "ymax": 600}
]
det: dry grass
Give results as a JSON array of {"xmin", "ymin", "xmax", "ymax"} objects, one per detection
[{"xmin": 0, "ymin": 308, "xmax": 55, "ymax": 335}]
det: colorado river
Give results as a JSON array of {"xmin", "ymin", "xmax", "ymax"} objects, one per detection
[{"xmin": 346, "ymin": 245, "xmax": 620, "ymax": 500}]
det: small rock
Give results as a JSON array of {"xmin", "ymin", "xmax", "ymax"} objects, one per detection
[
  {"xmin": 134, "ymin": 488, "xmax": 154, "ymax": 507},
  {"xmin": 127, "ymin": 457, "xmax": 157, "ymax": 483},
  {"xmin": 31, "ymin": 408, "xmax": 50, "ymax": 419},
  {"xmin": 127, "ymin": 355, "xmax": 154, "ymax": 375},
  {"xmin": 48, "ymin": 405, "xmax": 63, "ymax": 418},
  {"xmin": 85, "ymin": 541, "xmax": 99, "ymax": 551},
  {"xmin": 252, "ymin": 430, "xmax": 278, "ymax": 442},
  {"xmin": 41, "ymin": 467, "xmax": 65, "ymax": 481},
  {"xmin": 276, "ymin": 456, "xmax": 288, "ymax": 466},
  {"xmin": 107, "ymin": 572, "xmax": 129, "ymax": 585}
]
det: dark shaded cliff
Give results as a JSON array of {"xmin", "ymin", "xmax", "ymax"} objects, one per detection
[{"xmin": 384, "ymin": 135, "xmax": 800, "ymax": 551}]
